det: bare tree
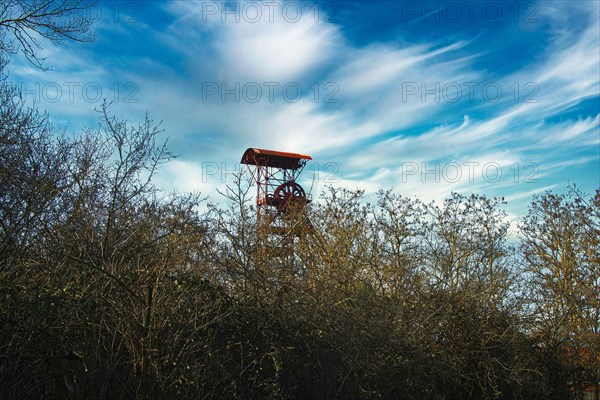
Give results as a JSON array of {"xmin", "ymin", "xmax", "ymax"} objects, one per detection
[
  {"xmin": 372, "ymin": 190, "xmax": 424, "ymax": 298},
  {"xmin": 0, "ymin": 0, "xmax": 96, "ymax": 68},
  {"xmin": 0, "ymin": 65, "xmax": 69, "ymax": 259},
  {"xmin": 419, "ymin": 193, "xmax": 515, "ymax": 305},
  {"xmin": 521, "ymin": 186, "xmax": 600, "ymax": 398}
]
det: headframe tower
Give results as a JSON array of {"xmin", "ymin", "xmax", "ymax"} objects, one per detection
[{"xmin": 240, "ymin": 148, "xmax": 313, "ymax": 260}]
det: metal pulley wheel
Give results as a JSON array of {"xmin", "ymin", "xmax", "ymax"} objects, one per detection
[{"xmin": 274, "ymin": 181, "xmax": 307, "ymax": 212}]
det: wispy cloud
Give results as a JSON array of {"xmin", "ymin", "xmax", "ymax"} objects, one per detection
[{"xmin": 6, "ymin": 0, "xmax": 598, "ymax": 213}]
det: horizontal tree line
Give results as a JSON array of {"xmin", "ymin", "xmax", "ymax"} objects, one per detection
[
  {"xmin": 1, "ymin": 3, "xmax": 598, "ymax": 397},
  {"xmin": 1, "ymin": 79, "xmax": 598, "ymax": 398}
]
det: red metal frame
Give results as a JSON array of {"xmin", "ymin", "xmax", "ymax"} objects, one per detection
[
  {"xmin": 241, "ymin": 148, "xmax": 312, "ymax": 170},
  {"xmin": 240, "ymin": 148, "xmax": 312, "ymax": 224}
]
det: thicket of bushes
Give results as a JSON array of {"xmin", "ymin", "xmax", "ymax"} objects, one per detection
[
  {"xmin": 1, "ymin": 75, "xmax": 598, "ymax": 398},
  {"xmin": 1, "ymin": 2, "xmax": 598, "ymax": 397}
]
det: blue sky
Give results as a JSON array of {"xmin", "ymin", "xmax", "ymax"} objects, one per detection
[{"xmin": 7, "ymin": 0, "xmax": 600, "ymax": 221}]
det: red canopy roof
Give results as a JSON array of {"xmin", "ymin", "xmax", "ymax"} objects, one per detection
[{"xmin": 241, "ymin": 148, "xmax": 312, "ymax": 170}]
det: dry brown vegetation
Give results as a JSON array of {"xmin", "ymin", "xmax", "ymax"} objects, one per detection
[
  {"xmin": 1, "ymin": 90, "xmax": 598, "ymax": 398},
  {"xmin": 1, "ymin": 3, "xmax": 599, "ymax": 398}
]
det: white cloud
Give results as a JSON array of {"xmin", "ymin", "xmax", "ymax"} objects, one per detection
[
  {"xmin": 5, "ymin": 0, "xmax": 598, "ymax": 216},
  {"xmin": 163, "ymin": 1, "xmax": 341, "ymax": 83},
  {"xmin": 218, "ymin": 16, "xmax": 340, "ymax": 82},
  {"xmin": 156, "ymin": 160, "xmax": 205, "ymax": 194}
]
